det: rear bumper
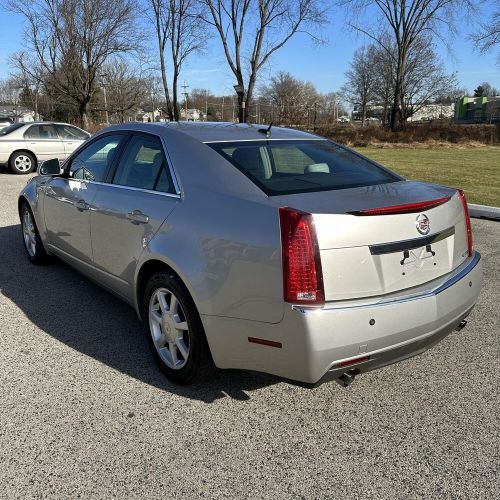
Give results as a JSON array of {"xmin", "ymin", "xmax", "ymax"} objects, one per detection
[{"xmin": 202, "ymin": 251, "xmax": 482, "ymax": 384}]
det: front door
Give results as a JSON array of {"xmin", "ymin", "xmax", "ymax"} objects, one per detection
[
  {"xmin": 43, "ymin": 134, "xmax": 126, "ymax": 266},
  {"xmin": 90, "ymin": 132, "xmax": 179, "ymax": 299}
]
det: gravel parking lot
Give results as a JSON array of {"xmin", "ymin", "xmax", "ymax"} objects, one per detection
[{"xmin": 1, "ymin": 171, "xmax": 498, "ymax": 499}]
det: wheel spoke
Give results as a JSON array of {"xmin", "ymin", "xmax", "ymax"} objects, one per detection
[
  {"xmin": 174, "ymin": 320, "xmax": 188, "ymax": 331},
  {"xmin": 158, "ymin": 292, "xmax": 168, "ymax": 313},
  {"xmin": 151, "ymin": 310, "xmax": 162, "ymax": 325},
  {"xmin": 169, "ymin": 342, "xmax": 178, "ymax": 365},
  {"xmin": 169, "ymin": 295, "xmax": 178, "ymax": 315},
  {"xmin": 175, "ymin": 338, "xmax": 189, "ymax": 359}
]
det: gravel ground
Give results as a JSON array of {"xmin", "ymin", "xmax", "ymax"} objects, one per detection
[{"xmin": 0, "ymin": 171, "xmax": 498, "ymax": 499}]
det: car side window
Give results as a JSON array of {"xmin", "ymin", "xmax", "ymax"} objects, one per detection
[
  {"xmin": 69, "ymin": 135, "xmax": 123, "ymax": 182},
  {"xmin": 56, "ymin": 124, "xmax": 89, "ymax": 140},
  {"xmin": 24, "ymin": 124, "xmax": 59, "ymax": 140},
  {"xmin": 112, "ymin": 134, "xmax": 174, "ymax": 193}
]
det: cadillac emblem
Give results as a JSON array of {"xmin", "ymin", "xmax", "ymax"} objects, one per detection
[{"xmin": 416, "ymin": 214, "xmax": 430, "ymax": 235}]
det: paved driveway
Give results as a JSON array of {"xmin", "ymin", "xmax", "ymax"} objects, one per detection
[{"xmin": 0, "ymin": 172, "xmax": 498, "ymax": 499}]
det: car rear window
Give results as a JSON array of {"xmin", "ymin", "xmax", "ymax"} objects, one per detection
[
  {"xmin": 0, "ymin": 123, "xmax": 24, "ymax": 136},
  {"xmin": 208, "ymin": 140, "xmax": 400, "ymax": 195}
]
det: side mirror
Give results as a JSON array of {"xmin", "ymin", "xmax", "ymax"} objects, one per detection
[{"xmin": 38, "ymin": 158, "xmax": 61, "ymax": 176}]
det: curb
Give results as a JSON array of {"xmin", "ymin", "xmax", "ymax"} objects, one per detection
[{"xmin": 468, "ymin": 203, "xmax": 500, "ymax": 220}]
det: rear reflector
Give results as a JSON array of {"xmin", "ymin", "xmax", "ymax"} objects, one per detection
[
  {"xmin": 248, "ymin": 337, "xmax": 282, "ymax": 348},
  {"xmin": 458, "ymin": 189, "xmax": 473, "ymax": 257},
  {"xmin": 348, "ymin": 196, "xmax": 451, "ymax": 216},
  {"xmin": 279, "ymin": 207, "xmax": 324, "ymax": 305},
  {"xmin": 336, "ymin": 356, "xmax": 370, "ymax": 368}
]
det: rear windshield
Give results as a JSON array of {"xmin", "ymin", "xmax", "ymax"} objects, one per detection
[
  {"xmin": 208, "ymin": 140, "xmax": 400, "ymax": 196},
  {"xmin": 0, "ymin": 122, "xmax": 24, "ymax": 136}
]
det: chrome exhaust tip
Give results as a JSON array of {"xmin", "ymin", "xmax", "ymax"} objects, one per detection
[
  {"xmin": 455, "ymin": 319, "xmax": 468, "ymax": 332},
  {"xmin": 338, "ymin": 372, "xmax": 356, "ymax": 387}
]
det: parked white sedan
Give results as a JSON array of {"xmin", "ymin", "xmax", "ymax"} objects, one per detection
[{"xmin": 0, "ymin": 122, "xmax": 90, "ymax": 174}]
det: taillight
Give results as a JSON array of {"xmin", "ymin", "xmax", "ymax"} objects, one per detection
[
  {"xmin": 279, "ymin": 207, "xmax": 324, "ymax": 304},
  {"xmin": 458, "ymin": 189, "xmax": 473, "ymax": 257}
]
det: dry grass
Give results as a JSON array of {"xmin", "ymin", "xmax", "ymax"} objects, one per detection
[{"xmin": 355, "ymin": 146, "xmax": 500, "ymax": 207}]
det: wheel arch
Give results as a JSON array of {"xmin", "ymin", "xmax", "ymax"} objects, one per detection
[
  {"xmin": 135, "ymin": 258, "xmax": 198, "ymax": 322},
  {"xmin": 18, "ymin": 195, "xmax": 30, "ymax": 216},
  {"xmin": 9, "ymin": 149, "xmax": 38, "ymax": 166}
]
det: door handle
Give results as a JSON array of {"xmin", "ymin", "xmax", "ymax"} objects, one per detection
[
  {"xmin": 127, "ymin": 210, "xmax": 149, "ymax": 224},
  {"xmin": 75, "ymin": 200, "xmax": 90, "ymax": 211}
]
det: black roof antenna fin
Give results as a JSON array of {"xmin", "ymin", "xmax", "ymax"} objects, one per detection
[{"xmin": 258, "ymin": 122, "xmax": 273, "ymax": 138}]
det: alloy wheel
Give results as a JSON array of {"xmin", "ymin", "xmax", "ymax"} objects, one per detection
[
  {"xmin": 15, "ymin": 155, "xmax": 32, "ymax": 172},
  {"xmin": 22, "ymin": 208, "xmax": 36, "ymax": 257},
  {"xmin": 149, "ymin": 287, "xmax": 190, "ymax": 370}
]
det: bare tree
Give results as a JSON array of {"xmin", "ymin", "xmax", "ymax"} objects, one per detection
[
  {"xmin": 202, "ymin": 0, "xmax": 326, "ymax": 123},
  {"xmin": 340, "ymin": 45, "xmax": 378, "ymax": 126},
  {"xmin": 259, "ymin": 71, "xmax": 317, "ymax": 126},
  {"xmin": 400, "ymin": 37, "xmax": 458, "ymax": 120},
  {"xmin": 100, "ymin": 61, "xmax": 148, "ymax": 123},
  {"xmin": 471, "ymin": 6, "xmax": 500, "ymax": 58},
  {"xmin": 339, "ymin": 0, "xmax": 475, "ymax": 130},
  {"xmin": 148, "ymin": 0, "xmax": 207, "ymax": 121},
  {"xmin": 9, "ymin": 52, "xmax": 44, "ymax": 119},
  {"xmin": 8, "ymin": 0, "xmax": 140, "ymax": 128}
]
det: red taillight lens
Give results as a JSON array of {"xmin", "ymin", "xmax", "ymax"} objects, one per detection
[
  {"xmin": 458, "ymin": 189, "xmax": 473, "ymax": 257},
  {"xmin": 279, "ymin": 207, "xmax": 324, "ymax": 304}
]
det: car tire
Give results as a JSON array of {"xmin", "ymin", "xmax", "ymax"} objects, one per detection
[
  {"xmin": 10, "ymin": 151, "xmax": 36, "ymax": 174},
  {"xmin": 142, "ymin": 272, "xmax": 211, "ymax": 384},
  {"xmin": 20, "ymin": 202, "xmax": 49, "ymax": 264}
]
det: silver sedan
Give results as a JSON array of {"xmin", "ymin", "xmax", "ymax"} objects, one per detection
[
  {"xmin": 18, "ymin": 122, "xmax": 482, "ymax": 386},
  {"xmin": 0, "ymin": 121, "xmax": 90, "ymax": 174}
]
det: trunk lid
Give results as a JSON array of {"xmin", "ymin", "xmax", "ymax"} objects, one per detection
[{"xmin": 275, "ymin": 181, "xmax": 469, "ymax": 301}]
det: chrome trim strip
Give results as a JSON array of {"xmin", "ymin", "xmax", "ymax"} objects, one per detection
[
  {"xmin": 369, "ymin": 226, "xmax": 455, "ymax": 255},
  {"xmin": 203, "ymin": 138, "xmax": 324, "ymax": 144},
  {"xmin": 86, "ymin": 180, "xmax": 181, "ymax": 199},
  {"xmin": 292, "ymin": 251, "xmax": 481, "ymax": 313}
]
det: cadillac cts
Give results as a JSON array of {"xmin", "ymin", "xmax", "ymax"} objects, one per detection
[{"xmin": 18, "ymin": 122, "xmax": 482, "ymax": 386}]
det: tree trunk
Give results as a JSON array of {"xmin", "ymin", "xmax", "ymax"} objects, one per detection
[
  {"xmin": 390, "ymin": 48, "xmax": 407, "ymax": 131},
  {"xmin": 159, "ymin": 45, "xmax": 174, "ymax": 121},
  {"xmin": 80, "ymin": 101, "xmax": 90, "ymax": 129},
  {"xmin": 172, "ymin": 68, "xmax": 179, "ymax": 121}
]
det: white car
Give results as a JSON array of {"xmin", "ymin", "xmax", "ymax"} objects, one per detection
[{"xmin": 0, "ymin": 121, "xmax": 90, "ymax": 174}]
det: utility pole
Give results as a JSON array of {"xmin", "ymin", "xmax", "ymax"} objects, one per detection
[
  {"xmin": 205, "ymin": 89, "xmax": 208, "ymax": 121},
  {"xmin": 100, "ymin": 74, "xmax": 110, "ymax": 126},
  {"xmin": 181, "ymin": 82, "xmax": 189, "ymax": 120}
]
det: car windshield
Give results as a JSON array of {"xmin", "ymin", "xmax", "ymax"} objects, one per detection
[
  {"xmin": 0, "ymin": 123, "xmax": 25, "ymax": 136},
  {"xmin": 208, "ymin": 140, "xmax": 400, "ymax": 196}
]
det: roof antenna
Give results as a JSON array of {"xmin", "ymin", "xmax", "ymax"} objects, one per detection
[{"xmin": 258, "ymin": 122, "xmax": 273, "ymax": 138}]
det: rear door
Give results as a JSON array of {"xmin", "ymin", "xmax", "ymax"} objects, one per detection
[
  {"xmin": 55, "ymin": 124, "xmax": 90, "ymax": 158},
  {"xmin": 90, "ymin": 132, "xmax": 180, "ymax": 300},
  {"xmin": 24, "ymin": 124, "xmax": 65, "ymax": 162}
]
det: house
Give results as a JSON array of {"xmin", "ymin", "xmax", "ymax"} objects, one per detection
[
  {"xmin": 180, "ymin": 108, "xmax": 206, "ymax": 121},
  {"xmin": 137, "ymin": 108, "xmax": 168, "ymax": 123}
]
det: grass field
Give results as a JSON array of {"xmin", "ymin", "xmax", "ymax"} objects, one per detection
[{"xmin": 355, "ymin": 147, "xmax": 500, "ymax": 207}]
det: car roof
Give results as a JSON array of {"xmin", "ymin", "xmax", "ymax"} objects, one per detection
[{"xmin": 107, "ymin": 121, "xmax": 322, "ymax": 143}]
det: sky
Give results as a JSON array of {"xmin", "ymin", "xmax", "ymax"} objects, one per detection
[{"xmin": 0, "ymin": 2, "xmax": 499, "ymax": 97}]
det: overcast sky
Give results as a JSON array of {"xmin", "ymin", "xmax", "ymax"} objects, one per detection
[{"xmin": 1, "ymin": 2, "xmax": 499, "ymax": 96}]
